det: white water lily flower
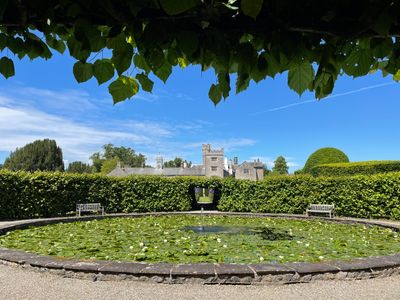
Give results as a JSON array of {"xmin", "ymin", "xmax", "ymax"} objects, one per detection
[
  {"xmin": 163, "ymin": 239, "xmax": 168, "ymax": 243},
  {"xmin": 139, "ymin": 242, "xmax": 144, "ymax": 247},
  {"xmin": 217, "ymin": 238, "xmax": 221, "ymax": 243},
  {"xmin": 278, "ymin": 255, "xmax": 284, "ymax": 259},
  {"xmin": 296, "ymin": 241, "xmax": 302, "ymax": 244},
  {"xmin": 223, "ymin": 244, "xmax": 227, "ymax": 248},
  {"xmin": 319, "ymin": 256, "xmax": 324, "ymax": 260},
  {"xmin": 129, "ymin": 246, "xmax": 133, "ymax": 250},
  {"xmin": 259, "ymin": 256, "xmax": 264, "ymax": 261},
  {"xmin": 305, "ymin": 243, "xmax": 310, "ymax": 247}
]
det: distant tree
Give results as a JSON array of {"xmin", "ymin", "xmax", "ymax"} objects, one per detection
[
  {"xmin": 3, "ymin": 139, "xmax": 64, "ymax": 172},
  {"xmin": 90, "ymin": 144, "xmax": 146, "ymax": 173},
  {"xmin": 163, "ymin": 157, "xmax": 192, "ymax": 168},
  {"xmin": 67, "ymin": 161, "xmax": 92, "ymax": 174},
  {"xmin": 0, "ymin": 164, "xmax": 3, "ymax": 169},
  {"xmin": 100, "ymin": 158, "xmax": 119, "ymax": 175},
  {"xmin": 263, "ymin": 164, "xmax": 271, "ymax": 176},
  {"xmin": 272, "ymin": 156, "xmax": 289, "ymax": 175}
]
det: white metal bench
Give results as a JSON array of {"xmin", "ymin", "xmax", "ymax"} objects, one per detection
[
  {"xmin": 76, "ymin": 203, "xmax": 105, "ymax": 217},
  {"xmin": 306, "ymin": 204, "xmax": 335, "ymax": 218}
]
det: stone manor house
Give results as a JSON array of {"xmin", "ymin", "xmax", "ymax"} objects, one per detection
[{"xmin": 108, "ymin": 144, "xmax": 264, "ymax": 181}]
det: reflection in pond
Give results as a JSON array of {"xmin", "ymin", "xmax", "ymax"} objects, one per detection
[{"xmin": 183, "ymin": 225, "xmax": 294, "ymax": 241}]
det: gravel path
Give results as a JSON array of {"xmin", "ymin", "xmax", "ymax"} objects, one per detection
[{"xmin": 0, "ymin": 263, "xmax": 399, "ymax": 300}]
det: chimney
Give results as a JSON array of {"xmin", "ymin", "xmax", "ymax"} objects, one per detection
[{"xmin": 228, "ymin": 159, "xmax": 233, "ymax": 175}]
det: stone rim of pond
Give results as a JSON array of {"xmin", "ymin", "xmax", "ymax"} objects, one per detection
[{"xmin": 0, "ymin": 212, "xmax": 399, "ymax": 284}]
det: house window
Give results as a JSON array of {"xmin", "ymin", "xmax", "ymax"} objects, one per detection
[
  {"xmin": 211, "ymin": 166, "xmax": 218, "ymax": 171},
  {"xmin": 243, "ymin": 169, "xmax": 250, "ymax": 174},
  {"xmin": 211, "ymin": 157, "xmax": 218, "ymax": 161}
]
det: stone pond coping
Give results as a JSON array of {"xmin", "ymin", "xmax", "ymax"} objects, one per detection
[{"xmin": 0, "ymin": 212, "xmax": 399, "ymax": 285}]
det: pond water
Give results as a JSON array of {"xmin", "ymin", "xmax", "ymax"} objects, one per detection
[{"xmin": 0, "ymin": 215, "xmax": 398, "ymax": 264}]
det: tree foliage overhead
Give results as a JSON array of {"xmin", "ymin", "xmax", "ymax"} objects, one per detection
[
  {"xmin": 3, "ymin": 139, "xmax": 64, "ymax": 172},
  {"xmin": 1, "ymin": 0, "xmax": 400, "ymax": 104}
]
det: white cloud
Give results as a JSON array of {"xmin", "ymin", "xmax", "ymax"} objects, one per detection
[
  {"xmin": 185, "ymin": 138, "xmax": 256, "ymax": 151},
  {"xmin": 0, "ymin": 105, "xmax": 161, "ymax": 162},
  {"xmin": 0, "ymin": 86, "xmax": 101, "ymax": 114}
]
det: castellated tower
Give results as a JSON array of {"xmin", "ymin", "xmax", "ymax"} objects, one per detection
[{"xmin": 202, "ymin": 144, "xmax": 224, "ymax": 178}]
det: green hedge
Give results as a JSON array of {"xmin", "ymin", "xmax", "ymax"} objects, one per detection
[
  {"xmin": 1, "ymin": 170, "xmax": 400, "ymax": 220},
  {"xmin": 310, "ymin": 161, "xmax": 400, "ymax": 177},
  {"xmin": 0, "ymin": 170, "xmax": 222, "ymax": 220},
  {"xmin": 218, "ymin": 174, "xmax": 400, "ymax": 220}
]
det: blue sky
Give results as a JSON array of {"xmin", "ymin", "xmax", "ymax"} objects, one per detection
[{"xmin": 1, "ymin": 51, "xmax": 399, "ymax": 172}]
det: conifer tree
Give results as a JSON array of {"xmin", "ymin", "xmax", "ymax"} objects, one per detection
[
  {"xmin": 272, "ymin": 156, "xmax": 289, "ymax": 175},
  {"xmin": 4, "ymin": 139, "xmax": 64, "ymax": 172}
]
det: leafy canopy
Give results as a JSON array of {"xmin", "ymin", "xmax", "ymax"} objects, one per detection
[
  {"xmin": 3, "ymin": 139, "xmax": 64, "ymax": 172},
  {"xmin": 1, "ymin": 0, "xmax": 400, "ymax": 104},
  {"xmin": 90, "ymin": 144, "xmax": 146, "ymax": 172},
  {"xmin": 272, "ymin": 156, "xmax": 288, "ymax": 175},
  {"xmin": 163, "ymin": 157, "xmax": 192, "ymax": 168},
  {"xmin": 66, "ymin": 161, "xmax": 92, "ymax": 174}
]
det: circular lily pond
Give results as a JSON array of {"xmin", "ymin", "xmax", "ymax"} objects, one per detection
[{"xmin": 0, "ymin": 215, "xmax": 399, "ymax": 264}]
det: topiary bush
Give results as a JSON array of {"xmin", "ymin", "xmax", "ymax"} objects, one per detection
[
  {"xmin": 310, "ymin": 161, "xmax": 400, "ymax": 177},
  {"xmin": 303, "ymin": 147, "xmax": 349, "ymax": 173}
]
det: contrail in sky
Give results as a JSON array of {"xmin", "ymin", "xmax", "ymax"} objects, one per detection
[{"xmin": 251, "ymin": 81, "xmax": 396, "ymax": 115}]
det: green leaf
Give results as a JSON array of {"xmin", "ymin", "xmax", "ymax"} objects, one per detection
[
  {"xmin": 73, "ymin": 61, "xmax": 93, "ymax": 83},
  {"xmin": 0, "ymin": 57, "xmax": 15, "ymax": 79},
  {"xmin": 264, "ymin": 52, "xmax": 281, "ymax": 78},
  {"xmin": 288, "ymin": 61, "xmax": 314, "ymax": 95},
  {"xmin": 136, "ymin": 73, "xmax": 154, "ymax": 92},
  {"xmin": 93, "ymin": 59, "xmax": 114, "ymax": 85},
  {"xmin": 67, "ymin": 38, "xmax": 90, "ymax": 61},
  {"xmin": 134, "ymin": 54, "xmax": 151, "ymax": 73},
  {"xmin": 371, "ymin": 38, "xmax": 392, "ymax": 59},
  {"xmin": 343, "ymin": 49, "xmax": 373, "ymax": 77},
  {"xmin": 46, "ymin": 36, "xmax": 66, "ymax": 54},
  {"xmin": 236, "ymin": 72, "xmax": 250, "ymax": 94},
  {"xmin": 108, "ymin": 76, "xmax": 139, "ymax": 103},
  {"xmin": 209, "ymin": 84, "xmax": 222, "ymax": 105},
  {"xmin": 159, "ymin": 0, "xmax": 200, "ymax": 15},
  {"xmin": 154, "ymin": 61, "xmax": 172, "ymax": 83},
  {"xmin": 394, "ymin": 70, "xmax": 400, "ymax": 82},
  {"xmin": 177, "ymin": 31, "xmax": 199, "ymax": 56},
  {"xmin": 112, "ymin": 43, "xmax": 133, "ymax": 75},
  {"xmin": 217, "ymin": 71, "xmax": 231, "ymax": 99},
  {"xmin": 147, "ymin": 48, "xmax": 165, "ymax": 70},
  {"xmin": 241, "ymin": 0, "xmax": 263, "ymax": 19},
  {"xmin": 177, "ymin": 57, "xmax": 188, "ymax": 68}
]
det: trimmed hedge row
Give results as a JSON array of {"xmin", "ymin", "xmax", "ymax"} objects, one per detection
[
  {"xmin": 218, "ymin": 174, "xmax": 400, "ymax": 220},
  {"xmin": 0, "ymin": 170, "xmax": 399, "ymax": 220},
  {"xmin": 0, "ymin": 170, "xmax": 221, "ymax": 220},
  {"xmin": 310, "ymin": 161, "xmax": 400, "ymax": 177}
]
